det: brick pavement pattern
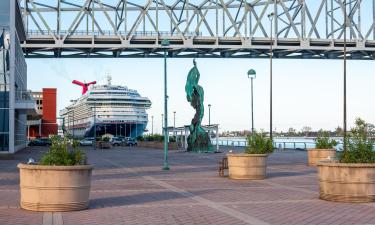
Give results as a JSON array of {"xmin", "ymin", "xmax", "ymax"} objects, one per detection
[{"xmin": 1, "ymin": 146, "xmax": 375, "ymax": 225}]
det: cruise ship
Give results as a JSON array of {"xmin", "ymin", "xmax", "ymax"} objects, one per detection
[{"xmin": 60, "ymin": 77, "xmax": 151, "ymax": 138}]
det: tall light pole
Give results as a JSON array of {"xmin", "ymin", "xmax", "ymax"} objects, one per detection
[
  {"xmin": 70, "ymin": 100, "xmax": 77, "ymax": 139},
  {"xmin": 72, "ymin": 109, "xmax": 75, "ymax": 139},
  {"xmin": 343, "ymin": 0, "xmax": 347, "ymax": 151},
  {"xmin": 268, "ymin": 12, "xmax": 275, "ymax": 140},
  {"xmin": 173, "ymin": 111, "xmax": 176, "ymax": 138},
  {"xmin": 151, "ymin": 115, "xmax": 154, "ymax": 135},
  {"xmin": 173, "ymin": 111, "xmax": 176, "ymax": 129},
  {"xmin": 208, "ymin": 104, "xmax": 211, "ymax": 126},
  {"xmin": 161, "ymin": 114, "xmax": 164, "ymax": 134},
  {"xmin": 162, "ymin": 38, "xmax": 170, "ymax": 170},
  {"xmin": 94, "ymin": 102, "xmax": 96, "ymax": 150},
  {"xmin": 247, "ymin": 69, "xmax": 256, "ymax": 134}
]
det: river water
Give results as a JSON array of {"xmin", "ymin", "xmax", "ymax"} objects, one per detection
[{"xmin": 213, "ymin": 136, "xmax": 344, "ymax": 150}]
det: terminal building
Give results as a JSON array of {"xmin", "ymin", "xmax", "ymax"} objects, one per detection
[{"xmin": 0, "ymin": 0, "xmax": 36, "ymax": 155}]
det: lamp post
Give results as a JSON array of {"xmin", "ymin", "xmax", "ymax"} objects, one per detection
[
  {"xmin": 173, "ymin": 111, "xmax": 176, "ymax": 137},
  {"xmin": 268, "ymin": 12, "xmax": 275, "ymax": 140},
  {"xmin": 247, "ymin": 69, "xmax": 256, "ymax": 134},
  {"xmin": 343, "ymin": 0, "xmax": 347, "ymax": 151},
  {"xmin": 151, "ymin": 115, "xmax": 154, "ymax": 135},
  {"xmin": 173, "ymin": 111, "xmax": 176, "ymax": 129},
  {"xmin": 161, "ymin": 114, "xmax": 164, "ymax": 134},
  {"xmin": 161, "ymin": 39, "xmax": 170, "ymax": 170},
  {"xmin": 70, "ymin": 100, "xmax": 77, "ymax": 139},
  {"xmin": 94, "ymin": 102, "xmax": 96, "ymax": 150},
  {"xmin": 72, "ymin": 109, "xmax": 75, "ymax": 138},
  {"xmin": 208, "ymin": 104, "xmax": 211, "ymax": 126}
]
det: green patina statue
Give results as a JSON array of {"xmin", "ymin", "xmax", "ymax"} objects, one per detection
[{"xmin": 185, "ymin": 59, "xmax": 213, "ymax": 152}]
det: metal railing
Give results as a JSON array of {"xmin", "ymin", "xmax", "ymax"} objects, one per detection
[
  {"xmin": 211, "ymin": 139, "xmax": 348, "ymax": 151},
  {"xmin": 15, "ymin": 90, "xmax": 35, "ymax": 101},
  {"xmin": 211, "ymin": 140, "xmax": 317, "ymax": 150},
  {"xmin": 27, "ymin": 30, "xmax": 201, "ymax": 37}
]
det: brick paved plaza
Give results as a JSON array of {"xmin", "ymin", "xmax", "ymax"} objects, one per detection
[{"xmin": 1, "ymin": 147, "xmax": 375, "ymax": 225}]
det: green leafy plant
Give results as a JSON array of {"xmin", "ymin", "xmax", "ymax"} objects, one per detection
[
  {"xmin": 136, "ymin": 136, "xmax": 144, "ymax": 141},
  {"xmin": 143, "ymin": 134, "xmax": 164, "ymax": 142},
  {"xmin": 39, "ymin": 136, "xmax": 87, "ymax": 166},
  {"xmin": 340, "ymin": 118, "xmax": 375, "ymax": 163},
  {"xmin": 245, "ymin": 132, "xmax": 274, "ymax": 154},
  {"xmin": 101, "ymin": 136, "xmax": 110, "ymax": 142},
  {"xmin": 169, "ymin": 136, "xmax": 176, "ymax": 143},
  {"xmin": 315, "ymin": 131, "xmax": 338, "ymax": 149}
]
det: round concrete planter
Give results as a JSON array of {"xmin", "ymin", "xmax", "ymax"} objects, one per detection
[
  {"xmin": 18, "ymin": 164, "xmax": 93, "ymax": 211},
  {"xmin": 227, "ymin": 153, "xmax": 268, "ymax": 180},
  {"xmin": 317, "ymin": 161, "xmax": 375, "ymax": 202},
  {"xmin": 307, "ymin": 148, "xmax": 336, "ymax": 166}
]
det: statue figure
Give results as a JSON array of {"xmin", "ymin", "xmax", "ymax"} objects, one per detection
[{"xmin": 185, "ymin": 59, "xmax": 213, "ymax": 152}]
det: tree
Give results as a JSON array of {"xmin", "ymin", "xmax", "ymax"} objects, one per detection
[
  {"xmin": 288, "ymin": 127, "xmax": 296, "ymax": 136},
  {"xmin": 367, "ymin": 123, "xmax": 375, "ymax": 138},
  {"xmin": 335, "ymin": 126, "xmax": 343, "ymax": 136},
  {"xmin": 301, "ymin": 126, "xmax": 312, "ymax": 136}
]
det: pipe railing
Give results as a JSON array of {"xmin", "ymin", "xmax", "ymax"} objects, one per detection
[
  {"xmin": 210, "ymin": 140, "xmax": 344, "ymax": 150},
  {"xmin": 27, "ymin": 30, "xmax": 201, "ymax": 37}
]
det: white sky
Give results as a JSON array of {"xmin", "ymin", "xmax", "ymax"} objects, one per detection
[{"xmin": 26, "ymin": 58, "xmax": 375, "ymax": 134}]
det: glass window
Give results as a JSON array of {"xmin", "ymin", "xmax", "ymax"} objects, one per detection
[{"xmin": 0, "ymin": 0, "xmax": 10, "ymax": 28}]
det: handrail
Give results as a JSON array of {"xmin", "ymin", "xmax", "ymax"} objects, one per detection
[
  {"xmin": 27, "ymin": 30, "xmax": 201, "ymax": 37},
  {"xmin": 210, "ymin": 139, "xmax": 343, "ymax": 150}
]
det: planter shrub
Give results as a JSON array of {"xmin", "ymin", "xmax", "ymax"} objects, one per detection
[
  {"xmin": 18, "ymin": 136, "xmax": 93, "ymax": 211},
  {"xmin": 318, "ymin": 118, "xmax": 375, "ymax": 202},
  {"xmin": 307, "ymin": 131, "xmax": 337, "ymax": 166},
  {"xmin": 227, "ymin": 132, "xmax": 273, "ymax": 180}
]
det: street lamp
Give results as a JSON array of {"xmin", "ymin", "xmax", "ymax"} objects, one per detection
[
  {"xmin": 72, "ymin": 110, "xmax": 75, "ymax": 138},
  {"xmin": 151, "ymin": 115, "xmax": 154, "ymax": 135},
  {"xmin": 173, "ymin": 111, "xmax": 176, "ymax": 129},
  {"xmin": 93, "ymin": 102, "xmax": 97, "ymax": 150},
  {"xmin": 247, "ymin": 69, "xmax": 256, "ymax": 134},
  {"xmin": 161, "ymin": 114, "xmax": 164, "ymax": 134},
  {"xmin": 208, "ymin": 104, "xmax": 211, "ymax": 126},
  {"xmin": 343, "ymin": 1, "xmax": 347, "ymax": 151},
  {"xmin": 268, "ymin": 12, "xmax": 275, "ymax": 140},
  {"xmin": 161, "ymin": 39, "xmax": 170, "ymax": 170},
  {"xmin": 173, "ymin": 111, "xmax": 176, "ymax": 137}
]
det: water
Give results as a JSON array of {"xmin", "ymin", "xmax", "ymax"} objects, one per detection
[{"xmin": 212, "ymin": 136, "xmax": 344, "ymax": 150}]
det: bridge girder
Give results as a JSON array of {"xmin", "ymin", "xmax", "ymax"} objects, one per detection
[{"xmin": 19, "ymin": 0, "xmax": 375, "ymax": 59}]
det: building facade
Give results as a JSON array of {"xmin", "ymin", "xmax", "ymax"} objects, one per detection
[
  {"xmin": 0, "ymin": 0, "xmax": 35, "ymax": 155},
  {"xmin": 28, "ymin": 89, "xmax": 58, "ymax": 138}
]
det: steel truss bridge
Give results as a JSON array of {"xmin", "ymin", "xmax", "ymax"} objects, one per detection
[{"xmin": 19, "ymin": 0, "xmax": 375, "ymax": 59}]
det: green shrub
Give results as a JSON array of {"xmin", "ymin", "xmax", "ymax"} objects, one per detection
[
  {"xmin": 315, "ymin": 131, "xmax": 337, "ymax": 149},
  {"xmin": 340, "ymin": 118, "xmax": 375, "ymax": 163},
  {"xmin": 136, "ymin": 136, "xmax": 144, "ymax": 141},
  {"xmin": 169, "ymin": 136, "xmax": 176, "ymax": 143},
  {"xmin": 39, "ymin": 136, "xmax": 87, "ymax": 166},
  {"xmin": 245, "ymin": 132, "xmax": 274, "ymax": 154},
  {"xmin": 101, "ymin": 136, "xmax": 110, "ymax": 142},
  {"xmin": 143, "ymin": 134, "xmax": 164, "ymax": 142}
]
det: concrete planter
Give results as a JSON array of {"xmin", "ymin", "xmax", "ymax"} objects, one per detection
[
  {"xmin": 138, "ymin": 141, "xmax": 179, "ymax": 150},
  {"xmin": 317, "ymin": 161, "xmax": 375, "ymax": 202},
  {"xmin": 227, "ymin": 153, "xmax": 268, "ymax": 180},
  {"xmin": 18, "ymin": 163, "xmax": 93, "ymax": 211},
  {"xmin": 307, "ymin": 148, "xmax": 336, "ymax": 166},
  {"xmin": 96, "ymin": 141, "xmax": 112, "ymax": 149}
]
